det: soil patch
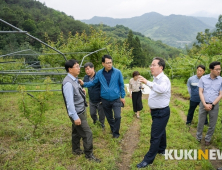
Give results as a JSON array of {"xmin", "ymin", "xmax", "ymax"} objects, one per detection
[{"xmin": 118, "ymin": 117, "xmax": 140, "ymax": 170}]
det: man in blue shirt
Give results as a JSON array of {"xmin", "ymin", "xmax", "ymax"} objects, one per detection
[
  {"xmin": 196, "ymin": 61, "xmax": 222, "ymax": 146},
  {"xmin": 83, "ymin": 62, "xmax": 105, "ymax": 129},
  {"xmin": 186, "ymin": 65, "xmax": 208, "ymax": 125},
  {"xmin": 79, "ymin": 55, "xmax": 125, "ymax": 138},
  {"xmin": 62, "ymin": 59, "xmax": 100, "ymax": 162}
]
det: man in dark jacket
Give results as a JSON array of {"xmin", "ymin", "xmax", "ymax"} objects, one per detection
[{"xmin": 83, "ymin": 62, "xmax": 105, "ymax": 129}]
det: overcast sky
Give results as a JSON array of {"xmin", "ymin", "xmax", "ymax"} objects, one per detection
[{"xmin": 37, "ymin": 0, "xmax": 221, "ymax": 20}]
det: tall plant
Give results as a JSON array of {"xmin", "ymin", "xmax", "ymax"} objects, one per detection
[{"xmin": 17, "ymin": 77, "xmax": 52, "ymax": 135}]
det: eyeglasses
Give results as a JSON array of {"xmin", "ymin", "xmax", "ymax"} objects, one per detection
[
  {"xmin": 72, "ymin": 65, "xmax": 80, "ymax": 69},
  {"xmin": 149, "ymin": 64, "xmax": 158, "ymax": 68},
  {"xmin": 105, "ymin": 62, "xmax": 112, "ymax": 65},
  {"xmin": 214, "ymin": 69, "xmax": 221, "ymax": 71}
]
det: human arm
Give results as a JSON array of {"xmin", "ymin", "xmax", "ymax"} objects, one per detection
[
  {"xmin": 199, "ymin": 87, "xmax": 212, "ymax": 111},
  {"xmin": 79, "ymin": 73, "xmax": 100, "ymax": 88},
  {"xmin": 119, "ymin": 71, "xmax": 126, "ymax": 103},
  {"xmin": 139, "ymin": 75, "xmax": 169, "ymax": 93},
  {"xmin": 63, "ymin": 82, "xmax": 81, "ymax": 125},
  {"xmin": 187, "ymin": 78, "xmax": 191, "ymax": 96},
  {"xmin": 212, "ymin": 91, "xmax": 222, "ymax": 105},
  {"xmin": 129, "ymin": 80, "xmax": 132, "ymax": 98}
]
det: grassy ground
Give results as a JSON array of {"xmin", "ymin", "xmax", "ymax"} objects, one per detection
[{"xmin": 0, "ymin": 79, "xmax": 221, "ymax": 169}]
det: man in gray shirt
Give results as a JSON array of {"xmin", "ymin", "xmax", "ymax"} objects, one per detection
[{"xmin": 196, "ymin": 61, "xmax": 222, "ymax": 146}]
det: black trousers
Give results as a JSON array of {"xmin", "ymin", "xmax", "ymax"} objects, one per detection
[
  {"xmin": 101, "ymin": 98, "xmax": 121, "ymax": 137},
  {"xmin": 143, "ymin": 106, "xmax": 170, "ymax": 164},
  {"xmin": 132, "ymin": 90, "xmax": 143, "ymax": 112},
  {"xmin": 186, "ymin": 100, "xmax": 208, "ymax": 125},
  {"xmin": 69, "ymin": 111, "xmax": 93, "ymax": 156}
]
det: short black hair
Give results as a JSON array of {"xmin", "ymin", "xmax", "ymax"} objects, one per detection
[
  {"xmin": 102, "ymin": 55, "xmax": 112, "ymax": 63},
  {"xmin": 84, "ymin": 62, "xmax": 94, "ymax": 68},
  {"xmin": 132, "ymin": 71, "xmax": 140, "ymax": 77},
  {"xmin": 209, "ymin": 61, "xmax": 220, "ymax": 70},
  {"xmin": 64, "ymin": 59, "xmax": 78, "ymax": 72},
  {"xmin": 153, "ymin": 57, "xmax": 165, "ymax": 70},
  {"xmin": 196, "ymin": 64, "xmax": 205, "ymax": 71}
]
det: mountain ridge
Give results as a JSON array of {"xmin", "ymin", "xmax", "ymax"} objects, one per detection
[{"xmin": 82, "ymin": 12, "xmax": 217, "ymax": 47}]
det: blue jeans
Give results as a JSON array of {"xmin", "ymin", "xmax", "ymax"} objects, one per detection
[
  {"xmin": 101, "ymin": 98, "xmax": 121, "ymax": 137},
  {"xmin": 143, "ymin": 106, "xmax": 170, "ymax": 164},
  {"xmin": 186, "ymin": 100, "xmax": 208, "ymax": 125}
]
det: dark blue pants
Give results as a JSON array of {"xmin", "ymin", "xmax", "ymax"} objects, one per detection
[
  {"xmin": 143, "ymin": 106, "xmax": 170, "ymax": 164},
  {"xmin": 186, "ymin": 100, "xmax": 208, "ymax": 125},
  {"xmin": 101, "ymin": 98, "xmax": 121, "ymax": 137}
]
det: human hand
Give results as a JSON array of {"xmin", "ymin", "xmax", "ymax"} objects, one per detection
[
  {"xmin": 78, "ymin": 79, "xmax": 84, "ymax": 86},
  {"xmin": 130, "ymin": 94, "xmax": 132, "ymax": 98},
  {"xmin": 120, "ymin": 98, "xmax": 125, "ymax": 105},
  {"xmin": 138, "ymin": 75, "xmax": 147, "ymax": 84},
  {"xmin": 82, "ymin": 88, "xmax": 86, "ymax": 95},
  {"xmin": 204, "ymin": 104, "xmax": 212, "ymax": 111},
  {"xmin": 74, "ymin": 118, "xmax": 81, "ymax": 125}
]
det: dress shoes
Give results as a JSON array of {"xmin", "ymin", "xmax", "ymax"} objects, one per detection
[
  {"xmin": 73, "ymin": 149, "xmax": 84, "ymax": 155},
  {"xmin": 205, "ymin": 141, "xmax": 210, "ymax": 146},
  {"xmin": 85, "ymin": 153, "xmax": 101, "ymax": 163},
  {"xmin": 113, "ymin": 135, "xmax": 119, "ymax": 138},
  {"xmin": 136, "ymin": 160, "xmax": 150, "ymax": 168}
]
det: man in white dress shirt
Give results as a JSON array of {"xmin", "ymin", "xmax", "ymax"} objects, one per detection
[{"xmin": 136, "ymin": 57, "xmax": 171, "ymax": 168}]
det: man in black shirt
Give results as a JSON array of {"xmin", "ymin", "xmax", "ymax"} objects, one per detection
[{"xmin": 83, "ymin": 62, "xmax": 105, "ymax": 129}]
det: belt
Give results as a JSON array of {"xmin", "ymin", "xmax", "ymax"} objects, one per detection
[
  {"xmin": 205, "ymin": 102, "xmax": 212, "ymax": 104},
  {"xmin": 151, "ymin": 106, "xmax": 169, "ymax": 111}
]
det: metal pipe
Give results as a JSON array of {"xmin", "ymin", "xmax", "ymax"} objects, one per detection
[
  {"xmin": 0, "ymin": 31, "xmax": 27, "ymax": 33},
  {"xmin": 0, "ymin": 90, "xmax": 62, "ymax": 93},
  {"xmin": 79, "ymin": 48, "xmax": 107, "ymax": 67},
  {"xmin": 0, "ymin": 19, "xmax": 67, "ymax": 61},
  {"xmin": 0, "ymin": 49, "xmax": 32, "ymax": 58},
  {"xmin": 0, "ymin": 72, "xmax": 66, "ymax": 75}
]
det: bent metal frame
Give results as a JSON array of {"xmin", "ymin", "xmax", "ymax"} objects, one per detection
[{"xmin": 0, "ymin": 18, "xmax": 109, "ymax": 93}]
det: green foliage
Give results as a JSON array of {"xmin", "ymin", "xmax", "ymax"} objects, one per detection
[
  {"xmin": 92, "ymin": 24, "xmax": 182, "ymax": 63},
  {"xmin": 0, "ymin": 0, "xmax": 90, "ymax": 53},
  {"xmin": 17, "ymin": 77, "xmax": 53, "ymax": 135},
  {"xmin": 38, "ymin": 28, "xmax": 133, "ymax": 74}
]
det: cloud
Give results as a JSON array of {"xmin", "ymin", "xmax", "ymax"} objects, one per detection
[{"xmin": 37, "ymin": 0, "xmax": 222, "ymax": 20}]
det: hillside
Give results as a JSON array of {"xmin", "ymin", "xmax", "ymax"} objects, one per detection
[
  {"xmin": 0, "ymin": 0, "xmax": 182, "ymax": 64},
  {"xmin": 82, "ymin": 12, "xmax": 216, "ymax": 47},
  {"xmin": 0, "ymin": 0, "xmax": 90, "ymax": 52}
]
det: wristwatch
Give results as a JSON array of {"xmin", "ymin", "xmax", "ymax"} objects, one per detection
[{"xmin": 212, "ymin": 104, "xmax": 215, "ymax": 110}]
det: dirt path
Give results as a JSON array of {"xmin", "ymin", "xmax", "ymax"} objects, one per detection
[
  {"xmin": 118, "ymin": 117, "xmax": 140, "ymax": 170},
  {"xmin": 172, "ymin": 93, "xmax": 222, "ymax": 170}
]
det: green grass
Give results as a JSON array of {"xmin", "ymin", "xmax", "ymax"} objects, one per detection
[{"xmin": 0, "ymin": 81, "xmax": 221, "ymax": 169}]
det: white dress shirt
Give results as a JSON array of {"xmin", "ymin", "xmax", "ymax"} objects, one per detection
[{"xmin": 146, "ymin": 72, "xmax": 171, "ymax": 109}]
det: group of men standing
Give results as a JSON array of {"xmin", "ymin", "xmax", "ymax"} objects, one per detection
[
  {"xmin": 186, "ymin": 62, "xmax": 222, "ymax": 147},
  {"xmin": 62, "ymin": 55, "xmax": 125, "ymax": 162},
  {"xmin": 61, "ymin": 55, "xmax": 222, "ymax": 169}
]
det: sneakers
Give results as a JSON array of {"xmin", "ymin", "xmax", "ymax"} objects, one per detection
[{"xmin": 85, "ymin": 153, "xmax": 101, "ymax": 163}]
